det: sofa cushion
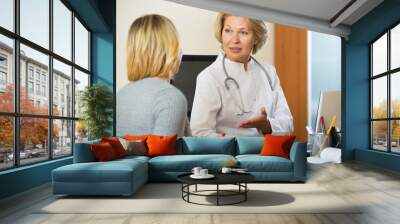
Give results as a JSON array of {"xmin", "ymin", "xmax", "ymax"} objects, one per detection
[
  {"xmin": 73, "ymin": 139, "xmax": 100, "ymax": 163},
  {"xmin": 236, "ymin": 137, "xmax": 263, "ymax": 155},
  {"xmin": 53, "ymin": 163, "xmax": 133, "ymax": 183},
  {"xmin": 236, "ymin": 155, "xmax": 293, "ymax": 172},
  {"xmin": 177, "ymin": 137, "xmax": 236, "ymax": 155},
  {"xmin": 115, "ymin": 155, "xmax": 150, "ymax": 163},
  {"xmin": 148, "ymin": 154, "xmax": 235, "ymax": 172},
  {"xmin": 52, "ymin": 159, "xmax": 147, "ymax": 183}
]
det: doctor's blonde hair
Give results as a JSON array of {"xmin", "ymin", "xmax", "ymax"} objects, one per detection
[
  {"xmin": 126, "ymin": 14, "xmax": 181, "ymax": 81},
  {"xmin": 215, "ymin": 13, "xmax": 267, "ymax": 54}
]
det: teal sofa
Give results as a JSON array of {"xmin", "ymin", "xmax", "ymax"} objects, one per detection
[{"xmin": 52, "ymin": 137, "xmax": 306, "ymax": 196}]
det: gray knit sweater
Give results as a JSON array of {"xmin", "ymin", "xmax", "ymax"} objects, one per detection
[{"xmin": 117, "ymin": 77, "xmax": 189, "ymax": 137}]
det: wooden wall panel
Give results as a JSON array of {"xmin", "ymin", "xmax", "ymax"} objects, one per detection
[{"xmin": 274, "ymin": 25, "xmax": 308, "ymax": 142}]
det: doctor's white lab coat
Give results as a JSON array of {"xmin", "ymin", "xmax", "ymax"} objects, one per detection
[{"xmin": 190, "ymin": 53, "xmax": 293, "ymax": 137}]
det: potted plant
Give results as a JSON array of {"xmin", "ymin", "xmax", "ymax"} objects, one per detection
[{"xmin": 79, "ymin": 84, "xmax": 113, "ymax": 140}]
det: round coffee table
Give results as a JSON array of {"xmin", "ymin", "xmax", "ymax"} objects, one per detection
[{"xmin": 177, "ymin": 172, "xmax": 255, "ymax": 206}]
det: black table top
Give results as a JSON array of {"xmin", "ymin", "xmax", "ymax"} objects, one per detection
[{"xmin": 177, "ymin": 172, "xmax": 255, "ymax": 185}]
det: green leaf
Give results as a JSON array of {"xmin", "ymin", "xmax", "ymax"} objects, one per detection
[{"xmin": 79, "ymin": 84, "xmax": 113, "ymax": 140}]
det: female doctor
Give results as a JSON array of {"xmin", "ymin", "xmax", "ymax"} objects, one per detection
[{"xmin": 190, "ymin": 13, "xmax": 293, "ymax": 137}]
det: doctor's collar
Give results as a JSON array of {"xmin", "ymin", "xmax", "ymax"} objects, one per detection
[{"xmin": 219, "ymin": 52, "xmax": 255, "ymax": 69}]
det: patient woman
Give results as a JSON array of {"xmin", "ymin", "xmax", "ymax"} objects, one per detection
[{"xmin": 117, "ymin": 14, "xmax": 188, "ymax": 137}]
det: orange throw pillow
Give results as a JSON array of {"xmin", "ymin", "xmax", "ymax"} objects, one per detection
[
  {"xmin": 124, "ymin": 135, "xmax": 149, "ymax": 141},
  {"xmin": 146, "ymin": 135, "xmax": 177, "ymax": 157},
  {"xmin": 260, "ymin": 135, "xmax": 296, "ymax": 159},
  {"xmin": 91, "ymin": 142, "xmax": 117, "ymax": 161},
  {"xmin": 101, "ymin": 137, "xmax": 127, "ymax": 158}
]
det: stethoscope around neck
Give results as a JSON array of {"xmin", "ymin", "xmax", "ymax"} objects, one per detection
[{"xmin": 222, "ymin": 53, "xmax": 273, "ymax": 116}]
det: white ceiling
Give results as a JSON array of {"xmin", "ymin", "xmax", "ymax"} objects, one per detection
[
  {"xmin": 166, "ymin": 0, "xmax": 384, "ymax": 38},
  {"xmin": 226, "ymin": 0, "xmax": 353, "ymax": 22}
]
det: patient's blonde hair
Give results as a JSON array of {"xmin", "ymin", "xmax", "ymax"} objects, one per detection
[
  {"xmin": 127, "ymin": 14, "xmax": 181, "ymax": 81},
  {"xmin": 215, "ymin": 13, "xmax": 267, "ymax": 54}
]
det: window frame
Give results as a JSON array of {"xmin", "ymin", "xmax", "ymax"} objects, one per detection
[
  {"xmin": 0, "ymin": 0, "xmax": 92, "ymax": 171},
  {"xmin": 370, "ymin": 21, "xmax": 400, "ymax": 154}
]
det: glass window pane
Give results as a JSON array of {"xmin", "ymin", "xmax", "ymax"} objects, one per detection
[
  {"xmin": 392, "ymin": 120, "xmax": 400, "ymax": 153},
  {"xmin": 372, "ymin": 33, "xmax": 387, "ymax": 76},
  {"xmin": 0, "ymin": 116, "xmax": 14, "ymax": 170},
  {"xmin": 53, "ymin": 119, "xmax": 72, "ymax": 158},
  {"xmin": 74, "ymin": 69, "xmax": 89, "ymax": 118},
  {"xmin": 0, "ymin": 34, "xmax": 14, "ymax": 112},
  {"xmin": 75, "ymin": 120, "xmax": 88, "ymax": 143},
  {"xmin": 372, "ymin": 121, "xmax": 388, "ymax": 151},
  {"xmin": 391, "ymin": 72, "xmax": 400, "ymax": 118},
  {"xmin": 53, "ymin": 59, "xmax": 71, "ymax": 117},
  {"xmin": 74, "ymin": 18, "xmax": 89, "ymax": 70},
  {"xmin": 372, "ymin": 77, "xmax": 387, "ymax": 119},
  {"xmin": 20, "ymin": 0, "xmax": 49, "ymax": 49},
  {"xmin": 0, "ymin": 0, "xmax": 14, "ymax": 31},
  {"xmin": 20, "ymin": 44, "xmax": 49, "ymax": 115},
  {"xmin": 20, "ymin": 117, "xmax": 49, "ymax": 165},
  {"xmin": 391, "ymin": 24, "xmax": 400, "ymax": 70},
  {"xmin": 53, "ymin": 0, "xmax": 71, "ymax": 60}
]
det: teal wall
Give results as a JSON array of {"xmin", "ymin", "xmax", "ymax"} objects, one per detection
[
  {"xmin": 91, "ymin": 0, "xmax": 116, "ymax": 135},
  {"xmin": 355, "ymin": 149, "xmax": 400, "ymax": 172},
  {"xmin": 92, "ymin": 33, "xmax": 114, "ymax": 87},
  {"xmin": 344, "ymin": 0, "xmax": 400, "ymax": 171},
  {"xmin": 91, "ymin": 32, "xmax": 115, "ymax": 135},
  {"xmin": 0, "ymin": 158, "xmax": 72, "ymax": 199},
  {"xmin": 0, "ymin": 0, "xmax": 115, "ymax": 200}
]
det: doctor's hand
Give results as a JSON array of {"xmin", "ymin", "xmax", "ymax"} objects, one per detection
[{"xmin": 238, "ymin": 107, "xmax": 272, "ymax": 135}]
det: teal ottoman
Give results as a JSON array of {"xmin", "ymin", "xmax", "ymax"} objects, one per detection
[{"xmin": 52, "ymin": 156, "xmax": 148, "ymax": 196}]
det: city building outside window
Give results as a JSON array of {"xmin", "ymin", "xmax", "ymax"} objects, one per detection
[
  {"xmin": 0, "ymin": 54, "xmax": 7, "ymax": 88},
  {"xmin": 35, "ymin": 83, "xmax": 40, "ymax": 95},
  {"xmin": 28, "ymin": 81, "xmax": 34, "ymax": 94},
  {"xmin": 42, "ymin": 85, "xmax": 46, "ymax": 97},
  {"xmin": 41, "ymin": 73, "xmax": 46, "ymax": 83},
  {"xmin": 54, "ymin": 89, "xmax": 58, "ymax": 101},
  {"xmin": 28, "ymin": 67, "xmax": 34, "ymax": 80},
  {"xmin": 0, "ymin": 54, "xmax": 7, "ymax": 67},
  {"xmin": 35, "ymin": 70, "xmax": 40, "ymax": 81},
  {"xmin": 0, "ymin": 71, "xmax": 6, "ymax": 85}
]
